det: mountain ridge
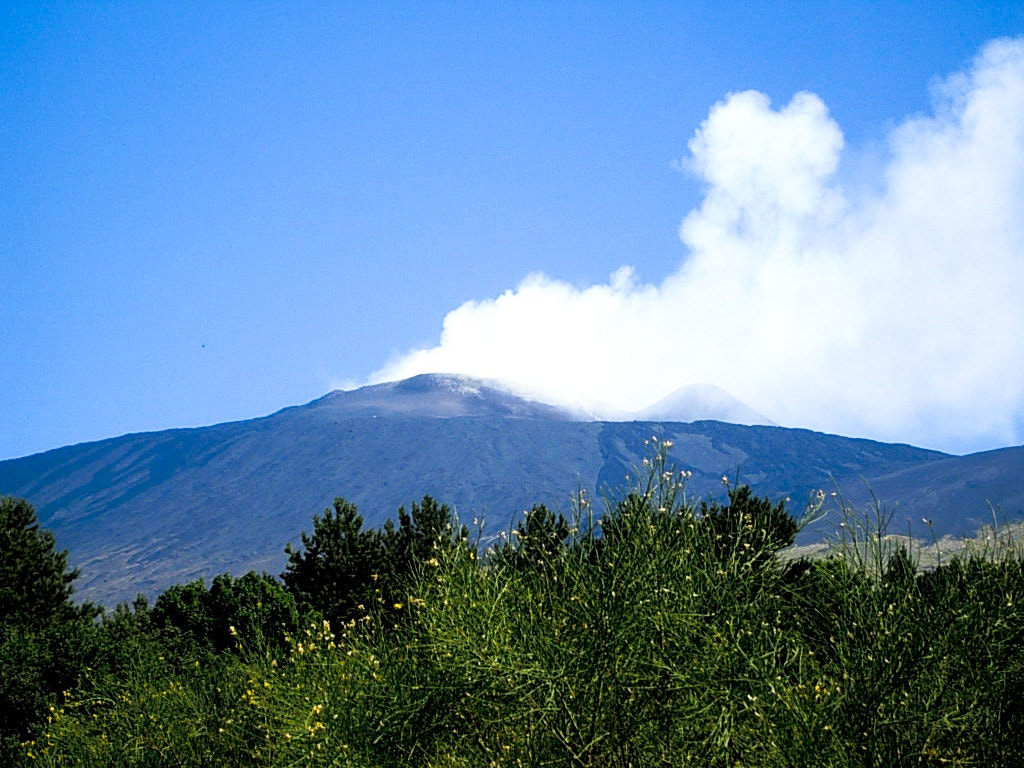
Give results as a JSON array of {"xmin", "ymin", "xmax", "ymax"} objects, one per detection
[
  {"xmin": 3, "ymin": 374, "xmax": 1020, "ymax": 609},
  {"xmin": 281, "ymin": 373, "xmax": 773, "ymax": 425}
]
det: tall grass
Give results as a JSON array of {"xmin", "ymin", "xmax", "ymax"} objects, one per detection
[{"xmin": 28, "ymin": 438, "xmax": 1024, "ymax": 766}]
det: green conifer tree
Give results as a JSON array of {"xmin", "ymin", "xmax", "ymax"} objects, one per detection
[
  {"xmin": 0, "ymin": 497, "xmax": 98, "ymax": 753},
  {"xmin": 282, "ymin": 498, "xmax": 383, "ymax": 625},
  {"xmin": 0, "ymin": 496, "xmax": 94, "ymax": 628}
]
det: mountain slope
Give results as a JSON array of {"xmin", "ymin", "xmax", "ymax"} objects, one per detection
[
  {"xmin": 2, "ymin": 374, "xmax": 1017, "ymax": 609},
  {"xmin": 638, "ymin": 383, "xmax": 774, "ymax": 425},
  {"xmin": 816, "ymin": 445, "xmax": 1024, "ymax": 538}
]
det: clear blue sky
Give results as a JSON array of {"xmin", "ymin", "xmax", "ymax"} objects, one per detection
[{"xmin": 4, "ymin": 1, "xmax": 1024, "ymax": 460}]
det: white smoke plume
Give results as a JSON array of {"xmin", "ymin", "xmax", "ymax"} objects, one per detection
[{"xmin": 372, "ymin": 38, "xmax": 1024, "ymax": 454}]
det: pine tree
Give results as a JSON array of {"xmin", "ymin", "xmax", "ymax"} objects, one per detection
[
  {"xmin": 282, "ymin": 498, "xmax": 383, "ymax": 625},
  {"xmin": 0, "ymin": 496, "xmax": 93, "ymax": 628},
  {"xmin": 0, "ymin": 497, "xmax": 98, "ymax": 752}
]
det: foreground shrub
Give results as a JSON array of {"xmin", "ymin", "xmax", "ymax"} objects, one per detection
[{"xmin": 150, "ymin": 571, "xmax": 301, "ymax": 655}]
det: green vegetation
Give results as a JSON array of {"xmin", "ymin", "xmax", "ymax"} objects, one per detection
[
  {"xmin": 2, "ymin": 438, "xmax": 1023, "ymax": 766},
  {"xmin": 0, "ymin": 497, "xmax": 101, "ymax": 758}
]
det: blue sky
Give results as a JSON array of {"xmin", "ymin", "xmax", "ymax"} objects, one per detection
[{"xmin": 4, "ymin": 2, "xmax": 1024, "ymax": 460}]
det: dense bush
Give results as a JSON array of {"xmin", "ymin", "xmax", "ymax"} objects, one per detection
[{"xmin": 150, "ymin": 571, "xmax": 301, "ymax": 655}]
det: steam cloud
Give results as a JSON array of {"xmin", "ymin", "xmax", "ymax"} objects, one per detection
[{"xmin": 372, "ymin": 38, "xmax": 1024, "ymax": 454}]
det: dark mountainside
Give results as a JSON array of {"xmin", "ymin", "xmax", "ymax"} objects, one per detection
[{"xmin": 2, "ymin": 373, "xmax": 1019, "ymax": 608}]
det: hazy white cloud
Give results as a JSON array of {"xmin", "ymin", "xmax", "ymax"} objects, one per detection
[{"xmin": 372, "ymin": 38, "xmax": 1024, "ymax": 453}]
